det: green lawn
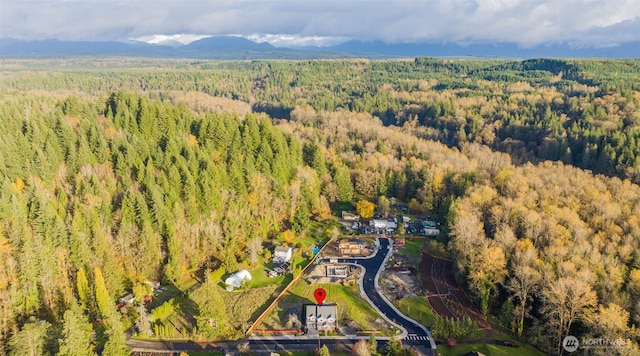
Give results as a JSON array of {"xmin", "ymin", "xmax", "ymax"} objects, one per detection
[
  {"xmin": 245, "ymin": 262, "xmax": 292, "ymax": 288},
  {"xmin": 396, "ymin": 238, "xmax": 426, "ymax": 265},
  {"xmin": 262, "ymin": 279, "xmax": 397, "ymax": 335},
  {"xmin": 395, "ymin": 298, "xmax": 545, "ymax": 356},
  {"xmin": 141, "ymin": 279, "xmax": 281, "ymax": 340},
  {"xmin": 437, "ymin": 343, "xmax": 545, "ymax": 356},
  {"xmin": 138, "ymin": 234, "xmax": 331, "ymax": 340},
  {"xmin": 394, "ymin": 297, "xmax": 439, "ymax": 329}
]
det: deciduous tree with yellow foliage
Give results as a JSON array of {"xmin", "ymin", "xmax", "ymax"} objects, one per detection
[{"xmin": 356, "ymin": 200, "xmax": 375, "ymax": 219}]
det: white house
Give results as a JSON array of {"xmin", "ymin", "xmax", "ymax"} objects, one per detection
[
  {"xmin": 224, "ymin": 269, "xmax": 252, "ymax": 289},
  {"xmin": 117, "ymin": 293, "xmax": 135, "ymax": 307},
  {"xmin": 370, "ymin": 219, "xmax": 397, "ymax": 229},
  {"xmin": 273, "ymin": 246, "xmax": 293, "ymax": 263},
  {"xmin": 144, "ymin": 280, "xmax": 160, "ymax": 290}
]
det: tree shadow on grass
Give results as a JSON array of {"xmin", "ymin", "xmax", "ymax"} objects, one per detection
[{"xmin": 172, "ymin": 294, "xmax": 200, "ymax": 335}]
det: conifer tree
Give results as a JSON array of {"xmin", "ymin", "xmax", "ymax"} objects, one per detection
[
  {"xmin": 369, "ymin": 335, "xmax": 378, "ymax": 355},
  {"xmin": 334, "ymin": 166, "xmax": 353, "ymax": 203},
  {"xmin": 101, "ymin": 318, "xmax": 130, "ymax": 356},
  {"xmin": 291, "ymin": 201, "xmax": 310, "ymax": 233},
  {"xmin": 383, "ymin": 336, "xmax": 403, "ymax": 356},
  {"xmin": 76, "ymin": 268, "xmax": 90, "ymax": 312},
  {"xmin": 58, "ymin": 303, "xmax": 96, "ymax": 356},
  {"xmin": 9, "ymin": 320, "xmax": 51, "ymax": 356},
  {"xmin": 93, "ymin": 267, "xmax": 112, "ymax": 321},
  {"xmin": 317, "ymin": 344, "xmax": 331, "ymax": 356}
]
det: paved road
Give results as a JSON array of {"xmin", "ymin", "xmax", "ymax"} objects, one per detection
[
  {"xmin": 128, "ymin": 237, "xmax": 436, "ymax": 355},
  {"xmin": 129, "ymin": 337, "xmax": 392, "ymax": 354},
  {"xmin": 338, "ymin": 237, "xmax": 436, "ymax": 355}
]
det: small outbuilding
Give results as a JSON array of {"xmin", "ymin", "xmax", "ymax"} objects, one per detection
[
  {"xmin": 224, "ymin": 269, "xmax": 252, "ymax": 289},
  {"xmin": 117, "ymin": 293, "xmax": 135, "ymax": 308},
  {"xmin": 341, "ymin": 211, "xmax": 360, "ymax": 221}
]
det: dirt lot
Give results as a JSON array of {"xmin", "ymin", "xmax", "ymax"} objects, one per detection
[
  {"xmin": 304, "ymin": 263, "xmax": 360, "ymax": 285},
  {"xmin": 321, "ymin": 237, "xmax": 375, "ymax": 258},
  {"xmin": 380, "ymin": 245, "xmax": 423, "ymax": 301},
  {"xmin": 419, "ymin": 252, "xmax": 491, "ymax": 330}
]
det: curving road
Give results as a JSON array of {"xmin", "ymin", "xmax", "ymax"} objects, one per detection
[
  {"xmin": 337, "ymin": 237, "xmax": 436, "ymax": 355},
  {"xmin": 128, "ymin": 237, "xmax": 436, "ymax": 355}
]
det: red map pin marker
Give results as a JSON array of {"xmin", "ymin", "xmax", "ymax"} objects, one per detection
[{"xmin": 314, "ymin": 288, "xmax": 326, "ymax": 305}]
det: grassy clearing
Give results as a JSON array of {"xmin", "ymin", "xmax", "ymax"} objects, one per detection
[
  {"xmin": 144, "ymin": 282, "xmax": 280, "ymax": 339},
  {"xmin": 437, "ymin": 343, "xmax": 545, "ymax": 356},
  {"xmin": 136, "ymin": 223, "xmax": 339, "ymax": 341},
  {"xmin": 396, "ymin": 237, "xmax": 426, "ymax": 265},
  {"xmin": 218, "ymin": 286, "xmax": 281, "ymax": 328},
  {"xmin": 244, "ymin": 262, "xmax": 292, "ymax": 289},
  {"xmin": 261, "ymin": 278, "xmax": 397, "ymax": 335},
  {"xmin": 394, "ymin": 297, "xmax": 439, "ymax": 329},
  {"xmin": 396, "ymin": 298, "xmax": 544, "ymax": 356}
]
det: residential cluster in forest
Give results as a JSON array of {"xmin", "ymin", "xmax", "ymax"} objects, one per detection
[{"xmin": 0, "ymin": 57, "xmax": 639, "ymax": 355}]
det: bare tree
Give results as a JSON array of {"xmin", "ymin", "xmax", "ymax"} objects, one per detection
[
  {"xmin": 247, "ymin": 237, "xmax": 263, "ymax": 266},
  {"xmin": 449, "ymin": 208, "xmax": 488, "ymax": 272},
  {"xmin": 542, "ymin": 273, "xmax": 597, "ymax": 354},
  {"xmin": 507, "ymin": 239, "xmax": 541, "ymax": 336},
  {"xmin": 352, "ymin": 339, "xmax": 371, "ymax": 356}
]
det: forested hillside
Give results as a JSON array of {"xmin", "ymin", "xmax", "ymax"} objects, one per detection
[
  {"xmin": 279, "ymin": 106, "xmax": 640, "ymax": 354},
  {"xmin": 1, "ymin": 58, "xmax": 640, "ymax": 355},
  {"xmin": 3, "ymin": 58, "xmax": 640, "ymax": 181},
  {"xmin": 0, "ymin": 92, "xmax": 327, "ymax": 354}
]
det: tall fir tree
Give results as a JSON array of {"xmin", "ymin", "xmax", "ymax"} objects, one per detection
[
  {"xmin": 76, "ymin": 268, "xmax": 90, "ymax": 311},
  {"xmin": 58, "ymin": 303, "xmax": 96, "ymax": 356},
  {"xmin": 93, "ymin": 267, "xmax": 112, "ymax": 321}
]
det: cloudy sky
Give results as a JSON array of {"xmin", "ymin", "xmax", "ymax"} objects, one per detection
[{"xmin": 1, "ymin": 0, "xmax": 639, "ymax": 47}]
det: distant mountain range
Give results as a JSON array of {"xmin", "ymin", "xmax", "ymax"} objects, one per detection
[{"xmin": 1, "ymin": 36, "xmax": 638, "ymax": 59}]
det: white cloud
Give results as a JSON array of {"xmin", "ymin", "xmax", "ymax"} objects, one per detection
[
  {"xmin": 244, "ymin": 34, "xmax": 351, "ymax": 47},
  {"xmin": 1, "ymin": 0, "xmax": 638, "ymax": 47},
  {"xmin": 131, "ymin": 34, "xmax": 210, "ymax": 46}
]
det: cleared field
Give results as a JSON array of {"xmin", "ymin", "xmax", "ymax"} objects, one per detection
[
  {"xmin": 394, "ymin": 297, "xmax": 439, "ymax": 329},
  {"xmin": 246, "ymin": 262, "xmax": 293, "ymax": 289},
  {"xmin": 260, "ymin": 279, "xmax": 397, "ymax": 335},
  {"xmin": 395, "ymin": 237, "xmax": 426, "ymax": 265},
  {"xmin": 219, "ymin": 286, "xmax": 281, "ymax": 328},
  {"xmin": 148, "ymin": 283, "xmax": 281, "ymax": 339}
]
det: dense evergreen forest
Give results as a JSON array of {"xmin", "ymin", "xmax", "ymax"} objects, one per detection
[
  {"xmin": 0, "ymin": 91, "xmax": 327, "ymax": 354},
  {"xmin": 1, "ymin": 58, "xmax": 639, "ymax": 355},
  {"xmin": 3, "ymin": 58, "xmax": 640, "ymax": 181}
]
